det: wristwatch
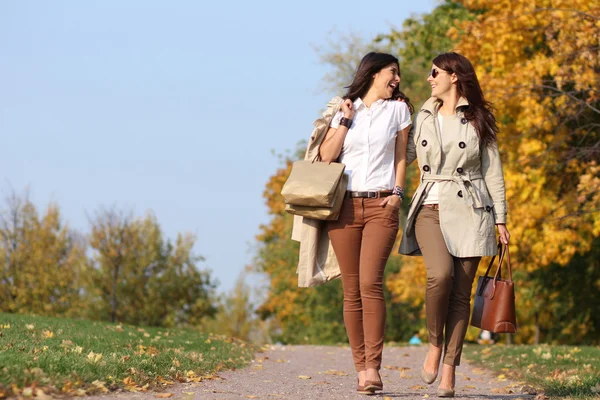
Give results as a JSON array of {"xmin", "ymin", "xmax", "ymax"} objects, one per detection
[{"xmin": 339, "ymin": 117, "xmax": 352, "ymax": 129}]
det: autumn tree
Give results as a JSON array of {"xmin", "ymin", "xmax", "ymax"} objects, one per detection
[
  {"xmin": 86, "ymin": 208, "xmax": 217, "ymax": 327},
  {"xmin": 200, "ymin": 272, "xmax": 272, "ymax": 343},
  {"xmin": 387, "ymin": 0, "xmax": 600, "ymax": 344},
  {"xmin": 0, "ymin": 190, "xmax": 88, "ymax": 317},
  {"xmin": 258, "ymin": 0, "xmax": 599, "ymax": 345}
]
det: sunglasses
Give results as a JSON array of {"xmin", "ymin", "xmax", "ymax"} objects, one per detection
[{"xmin": 429, "ymin": 68, "xmax": 442, "ymax": 78}]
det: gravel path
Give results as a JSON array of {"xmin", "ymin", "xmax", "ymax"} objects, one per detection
[{"xmin": 91, "ymin": 345, "xmax": 536, "ymax": 400}]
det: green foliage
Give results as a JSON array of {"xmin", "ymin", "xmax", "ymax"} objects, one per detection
[
  {"xmin": 86, "ymin": 209, "xmax": 217, "ymax": 327},
  {"xmin": 375, "ymin": 1, "xmax": 473, "ymax": 106},
  {"xmin": 201, "ymin": 272, "xmax": 272, "ymax": 344},
  {"xmin": 0, "ymin": 189, "xmax": 218, "ymax": 330},
  {"xmin": 463, "ymin": 344, "xmax": 600, "ymax": 398},
  {"xmin": 526, "ymin": 236, "xmax": 600, "ymax": 344},
  {"xmin": 0, "ymin": 312, "xmax": 255, "ymax": 397}
]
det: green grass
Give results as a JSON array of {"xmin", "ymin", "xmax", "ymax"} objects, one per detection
[
  {"xmin": 0, "ymin": 313, "xmax": 257, "ymax": 397},
  {"xmin": 463, "ymin": 344, "xmax": 600, "ymax": 398}
]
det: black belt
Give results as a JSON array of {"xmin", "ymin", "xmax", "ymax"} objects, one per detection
[{"xmin": 346, "ymin": 190, "xmax": 393, "ymax": 199}]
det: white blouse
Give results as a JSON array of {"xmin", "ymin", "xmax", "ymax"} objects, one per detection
[{"xmin": 330, "ymin": 98, "xmax": 412, "ymax": 191}]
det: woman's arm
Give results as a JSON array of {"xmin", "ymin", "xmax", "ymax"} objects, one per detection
[
  {"xmin": 394, "ymin": 125, "xmax": 411, "ymax": 191},
  {"xmin": 319, "ymin": 125, "xmax": 349, "ymax": 162},
  {"xmin": 319, "ymin": 99, "xmax": 354, "ymax": 162},
  {"xmin": 406, "ymin": 115, "xmax": 418, "ymax": 166},
  {"xmin": 381, "ymin": 125, "xmax": 411, "ymax": 207},
  {"xmin": 481, "ymin": 140, "xmax": 510, "ymax": 244}
]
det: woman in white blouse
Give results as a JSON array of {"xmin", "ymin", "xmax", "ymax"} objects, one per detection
[{"xmin": 319, "ymin": 52, "xmax": 412, "ymax": 395}]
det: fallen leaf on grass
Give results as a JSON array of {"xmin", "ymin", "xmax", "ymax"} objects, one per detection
[
  {"xmin": 87, "ymin": 351, "xmax": 103, "ymax": 363},
  {"xmin": 35, "ymin": 389, "xmax": 52, "ymax": 400},
  {"xmin": 592, "ymin": 383, "xmax": 600, "ymax": 393},
  {"xmin": 91, "ymin": 380, "xmax": 109, "ymax": 393},
  {"xmin": 154, "ymin": 393, "xmax": 174, "ymax": 398},
  {"xmin": 298, "ymin": 375, "xmax": 311, "ymax": 380},
  {"xmin": 42, "ymin": 330, "xmax": 54, "ymax": 338}
]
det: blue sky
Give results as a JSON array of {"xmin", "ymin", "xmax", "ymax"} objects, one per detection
[{"xmin": 0, "ymin": 1, "xmax": 437, "ymax": 293}]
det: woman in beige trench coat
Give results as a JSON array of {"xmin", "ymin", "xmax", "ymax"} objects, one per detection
[{"xmin": 398, "ymin": 52, "xmax": 510, "ymax": 397}]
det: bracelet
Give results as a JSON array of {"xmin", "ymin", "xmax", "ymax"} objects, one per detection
[
  {"xmin": 339, "ymin": 117, "xmax": 353, "ymax": 129},
  {"xmin": 392, "ymin": 185, "xmax": 404, "ymax": 200}
]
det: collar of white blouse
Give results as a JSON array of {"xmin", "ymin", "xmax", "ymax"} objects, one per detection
[{"xmin": 353, "ymin": 97, "xmax": 386, "ymax": 112}]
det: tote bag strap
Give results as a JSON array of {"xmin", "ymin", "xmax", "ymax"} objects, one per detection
[{"xmin": 477, "ymin": 242, "xmax": 511, "ymax": 297}]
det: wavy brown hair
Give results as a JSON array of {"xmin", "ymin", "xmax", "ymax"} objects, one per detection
[
  {"xmin": 433, "ymin": 52, "xmax": 498, "ymax": 146},
  {"xmin": 344, "ymin": 52, "xmax": 414, "ymax": 114}
]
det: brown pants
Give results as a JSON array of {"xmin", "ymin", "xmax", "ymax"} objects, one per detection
[
  {"xmin": 327, "ymin": 197, "xmax": 399, "ymax": 371},
  {"xmin": 415, "ymin": 206, "xmax": 480, "ymax": 366}
]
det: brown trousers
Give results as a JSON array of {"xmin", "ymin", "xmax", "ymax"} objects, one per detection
[
  {"xmin": 327, "ymin": 197, "xmax": 399, "ymax": 371},
  {"xmin": 414, "ymin": 206, "xmax": 481, "ymax": 366}
]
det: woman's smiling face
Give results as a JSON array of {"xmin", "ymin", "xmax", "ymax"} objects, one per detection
[
  {"xmin": 372, "ymin": 63, "xmax": 401, "ymax": 99},
  {"xmin": 427, "ymin": 64, "xmax": 455, "ymax": 99}
]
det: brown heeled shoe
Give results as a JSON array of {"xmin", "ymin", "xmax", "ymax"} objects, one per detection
[
  {"xmin": 364, "ymin": 379, "xmax": 383, "ymax": 392},
  {"xmin": 364, "ymin": 370, "xmax": 383, "ymax": 392},
  {"xmin": 356, "ymin": 378, "xmax": 375, "ymax": 395}
]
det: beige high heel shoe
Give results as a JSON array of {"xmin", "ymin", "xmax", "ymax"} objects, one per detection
[
  {"xmin": 436, "ymin": 386, "xmax": 455, "ymax": 397},
  {"xmin": 420, "ymin": 362, "xmax": 438, "ymax": 384}
]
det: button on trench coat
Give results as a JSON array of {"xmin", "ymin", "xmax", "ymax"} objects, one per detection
[{"xmin": 398, "ymin": 97, "xmax": 508, "ymax": 257}]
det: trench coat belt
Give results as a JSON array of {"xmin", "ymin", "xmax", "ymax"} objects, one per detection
[{"xmin": 421, "ymin": 172, "xmax": 484, "ymax": 207}]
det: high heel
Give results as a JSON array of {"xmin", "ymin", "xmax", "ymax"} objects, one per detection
[
  {"xmin": 364, "ymin": 379, "xmax": 383, "ymax": 392},
  {"xmin": 420, "ymin": 362, "xmax": 438, "ymax": 384},
  {"xmin": 436, "ymin": 386, "xmax": 455, "ymax": 397},
  {"xmin": 356, "ymin": 378, "xmax": 375, "ymax": 395}
]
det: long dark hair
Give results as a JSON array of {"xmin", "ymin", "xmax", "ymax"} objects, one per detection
[
  {"xmin": 344, "ymin": 52, "xmax": 414, "ymax": 114},
  {"xmin": 432, "ymin": 52, "xmax": 498, "ymax": 146}
]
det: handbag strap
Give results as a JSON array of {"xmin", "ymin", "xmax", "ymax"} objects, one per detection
[
  {"xmin": 492, "ymin": 242, "xmax": 512, "ymax": 283},
  {"xmin": 477, "ymin": 242, "xmax": 512, "ymax": 297}
]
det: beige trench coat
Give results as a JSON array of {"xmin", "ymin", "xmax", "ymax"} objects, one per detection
[
  {"xmin": 291, "ymin": 96, "xmax": 344, "ymax": 287},
  {"xmin": 399, "ymin": 97, "xmax": 507, "ymax": 257}
]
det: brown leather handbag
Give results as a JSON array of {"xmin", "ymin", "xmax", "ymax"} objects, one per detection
[{"xmin": 470, "ymin": 242, "xmax": 517, "ymax": 333}]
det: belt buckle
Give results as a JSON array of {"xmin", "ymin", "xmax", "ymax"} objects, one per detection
[{"xmin": 368, "ymin": 192, "xmax": 378, "ymax": 198}]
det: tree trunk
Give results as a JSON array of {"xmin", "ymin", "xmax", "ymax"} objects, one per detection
[
  {"xmin": 111, "ymin": 264, "xmax": 120, "ymax": 323},
  {"xmin": 534, "ymin": 311, "xmax": 540, "ymax": 345}
]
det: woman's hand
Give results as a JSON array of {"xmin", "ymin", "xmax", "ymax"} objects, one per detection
[
  {"xmin": 341, "ymin": 99, "xmax": 355, "ymax": 119},
  {"xmin": 497, "ymin": 224, "xmax": 510, "ymax": 245},
  {"xmin": 380, "ymin": 194, "xmax": 402, "ymax": 209}
]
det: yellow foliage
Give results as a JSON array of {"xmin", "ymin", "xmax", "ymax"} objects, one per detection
[{"xmin": 387, "ymin": 1, "xmax": 600, "ymax": 343}]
